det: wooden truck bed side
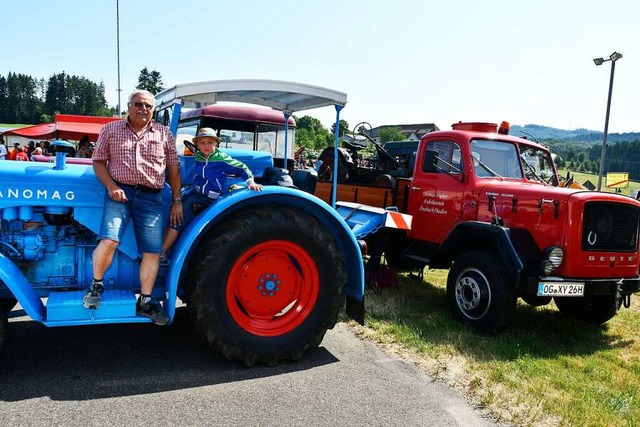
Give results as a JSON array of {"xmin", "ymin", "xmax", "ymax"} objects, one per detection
[{"xmin": 314, "ymin": 178, "xmax": 411, "ymax": 211}]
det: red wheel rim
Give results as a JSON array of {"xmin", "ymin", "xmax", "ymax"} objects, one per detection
[{"xmin": 227, "ymin": 240, "xmax": 320, "ymax": 337}]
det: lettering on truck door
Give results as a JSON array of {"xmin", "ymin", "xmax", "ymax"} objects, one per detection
[{"xmin": 407, "ymin": 139, "xmax": 464, "ymax": 243}]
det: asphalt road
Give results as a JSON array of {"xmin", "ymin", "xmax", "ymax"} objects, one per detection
[{"xmin": 0, "ymin": 308, "xmax": 502, "ymax": 427}]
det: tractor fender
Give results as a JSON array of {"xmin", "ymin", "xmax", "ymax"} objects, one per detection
[
  {"xmin": 163, "ymin": 186, "xmax": 365, "ymax": 322},
  {"xmin": 430, "ymin": 221, "xmax": 524, "ymax": 279},
  {"xmin": 0, "ymin": 253, "xmax": 44, "ymax": 321}
]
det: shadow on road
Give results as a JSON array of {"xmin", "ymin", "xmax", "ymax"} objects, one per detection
[{"xmin": 0, "ymin": 307, "xmax": 339, "ymax": 402}]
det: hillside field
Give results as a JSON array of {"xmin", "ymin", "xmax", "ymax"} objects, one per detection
[{"xmin": 564, "ymin": 169, "xmax": 640, "ymax": 198}]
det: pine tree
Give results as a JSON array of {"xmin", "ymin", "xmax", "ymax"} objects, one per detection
[{"xmin": 137, "ymin": 67, "xmax": 164, "ymax": 94}]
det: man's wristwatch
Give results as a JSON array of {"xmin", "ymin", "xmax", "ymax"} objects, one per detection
[{"xmin": 173, "ymin": 197, "xmax": 182, "ymax": 205}]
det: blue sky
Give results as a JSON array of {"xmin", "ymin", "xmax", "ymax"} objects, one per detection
[{"xmin": 2, "ymin": 0, "xmax": 639, "ymax": 133}]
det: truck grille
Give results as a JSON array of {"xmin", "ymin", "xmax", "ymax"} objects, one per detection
[{"xmin": 582, "ymin": 202, "xmax": 639, "ymax": 251}]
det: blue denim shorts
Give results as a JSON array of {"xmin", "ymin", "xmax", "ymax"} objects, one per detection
[
  {"xmin": 171, "ymin": 190, "xmax": 213, "ymax": 232},
  {"xmin": 98, "ymin": 185, "xmax": 164, "ymax": 254}
]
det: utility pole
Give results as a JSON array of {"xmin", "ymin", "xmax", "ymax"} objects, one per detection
[{"xmin": 116, "ymin": 0, "xmax": 122, "ymax": 116}]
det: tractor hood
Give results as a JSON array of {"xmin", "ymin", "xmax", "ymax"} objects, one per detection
[{"xmin": 0, "ymin": 161, "xmax": 103, "ymax": 210}]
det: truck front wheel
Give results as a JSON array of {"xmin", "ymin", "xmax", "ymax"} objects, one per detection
[
  {"xmin": 447, "ymin": 251, "xmax": 516, "ymax": 333},
  {"xmin": 187, "ymin": 205, "xmax": 346, "ymax": 366},
  {"xmin": 554, "ymin": 295, "xmax": 620, "ymax": 324}
]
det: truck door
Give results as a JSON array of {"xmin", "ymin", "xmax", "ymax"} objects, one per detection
[{"xmin": 407, "ymin": 139, "xmax": 465, "ymax": 244}]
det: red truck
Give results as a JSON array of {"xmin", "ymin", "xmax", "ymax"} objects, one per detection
[{"xmin": 332, "ymin": 121, "xmax": 640, "ymax": 332}]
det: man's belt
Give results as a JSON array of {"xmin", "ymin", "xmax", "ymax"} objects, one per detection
[{"xmin": 114, "ymin": 181, "xmax": 162, "ymax": 194}]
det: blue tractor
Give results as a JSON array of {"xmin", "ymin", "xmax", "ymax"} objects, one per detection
[{"xmin": 0, "ymin": 80, "xmax": 367, "ymax": 366}]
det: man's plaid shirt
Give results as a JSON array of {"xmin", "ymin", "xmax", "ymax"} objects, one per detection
[{"xmin": 93, "ymin": 119, "xmax": 179, "ymax": 189}]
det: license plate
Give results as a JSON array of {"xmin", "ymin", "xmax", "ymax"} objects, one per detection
[{"xmin": 537, "ymin": 282, "xmax": 585, "ymax": 297}]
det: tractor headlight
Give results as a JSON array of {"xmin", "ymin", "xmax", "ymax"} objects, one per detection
[{"xmin": 541, "ymin": 246, "xmax": 564, "ymax": 275}]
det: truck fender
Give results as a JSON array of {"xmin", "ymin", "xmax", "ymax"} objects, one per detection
[
  {"xmin": 431, "ymin": 221, "xmax": 524, "ymax": 279},
  {"xmin": 0, "ymin": 253, "xmax": 44, "ymax": 321},
  {"xmin": 163, "ymin": 186, "xmax": 365, "ymax": 323}
]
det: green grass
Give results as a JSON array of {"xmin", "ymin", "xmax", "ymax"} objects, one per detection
[
  {"xmin": 0, "ymin": 123, "xmax": 28, "ymax": 128},
  {"xmin": 346, "ymin": 269, "xmax": 640, "ymax": 426},
  {"xmin": 562, "ymin": 169, "xmax": 640, "ymax": 197}
]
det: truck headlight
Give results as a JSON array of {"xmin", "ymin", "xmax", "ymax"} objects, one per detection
[{"xmin": 541, "ymin": 246, "xmax": 564, "ymax": 275}]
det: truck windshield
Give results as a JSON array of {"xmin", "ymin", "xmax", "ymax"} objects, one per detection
[
  {"xmin": 518, "ymin": 145, "xmax": 558, "ymax": 185},
  {"xmin": 470, "ymin": 139, "xmax": 520, "ymax": 179}
]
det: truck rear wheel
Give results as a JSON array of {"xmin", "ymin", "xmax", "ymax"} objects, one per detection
[
  {"xmin": 447, "ymin": 251, "xmax": 516, "ymax": 333},
  {"xmin": 187, "ymin": 205, "xmax": 346, "ymax": 366},
  {"xmin": 554, "ymin": 295, "xmax": 620, "ymax": 324}
]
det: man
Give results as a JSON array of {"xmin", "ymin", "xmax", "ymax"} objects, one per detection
[
  {"xmin": 85, "ymin": 89, "xmax": 183, "ymax": 325},
  {"xmin": 14, "ymin": 146, "xmax": 29, "ymax": 161},
  {"xmin": 0, "ymin": 138, "xmax": 7, "ymax": 160},
  {"xmin": 8, "ymin": 143, "xmax": 21, "ymax": 160}
]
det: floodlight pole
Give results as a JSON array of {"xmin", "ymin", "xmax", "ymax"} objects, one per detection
[{"xmin": 594, "ymin": 52, "xmax": 622, "ymax": 191}]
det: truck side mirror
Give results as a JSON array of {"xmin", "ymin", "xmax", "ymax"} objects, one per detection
[{"xmin": 424, "ymin": 149, "xmax": 439, "ymax": 173}]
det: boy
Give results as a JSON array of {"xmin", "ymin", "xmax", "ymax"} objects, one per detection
[{"xmin": 161, "ymin": 127, "xmax": 263, "ymax": 257}]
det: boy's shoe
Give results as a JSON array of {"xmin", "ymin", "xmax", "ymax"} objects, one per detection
[
  {"xmin": 136, "ymin": 298, "xmax": 169, "ymax": 325},
  {"xmin": 83, "ymin": 281, "xmax": 104, "ymax": 309}
]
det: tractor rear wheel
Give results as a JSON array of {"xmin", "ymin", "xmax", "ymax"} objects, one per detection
[{"xmin": 187, "ymin": 204, "xmax": 346, "ymax": 366}]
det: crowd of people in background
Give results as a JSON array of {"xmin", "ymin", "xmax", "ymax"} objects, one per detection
[{"xmin": 0, "ymin": 135, "xmax": 94, "ymax": 162}]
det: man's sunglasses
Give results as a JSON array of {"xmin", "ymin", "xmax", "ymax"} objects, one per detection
[{"xmin": 131, "ymin": 101, "xmax": 154, "ymax": 110}]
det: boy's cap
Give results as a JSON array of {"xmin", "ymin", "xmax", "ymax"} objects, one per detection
[{"xmin": 193, "ymin": 127, "xmax": 220, "ymax": 143}]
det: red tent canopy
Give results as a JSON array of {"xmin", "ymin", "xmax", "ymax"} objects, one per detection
[{"xmin": 1, "ymin": 114, "xmax": 120, "ymax": 142}]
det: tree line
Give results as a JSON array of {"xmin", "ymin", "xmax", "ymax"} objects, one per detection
[
  {"xmin": 292, "ymin": 116, "xmax": 406, "ymax": 154},
  {"xmin": 0, "ymin": 72, "xmax": 117, "ymax": 124},
  {"xmin": 0, "ymin": 67, "xmax": 167, "ymax": 125},
  {"xmin": 547, "ymin": 138, "xmax": 640, "ymax": 181}
]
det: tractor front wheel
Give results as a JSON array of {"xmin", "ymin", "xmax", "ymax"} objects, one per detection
[
  {"xmin": 0, "ymin": 305, "xmax": 7, "ymax": 356},
  {"xmin": 0, "ymin": 298, "xmax": 17, "ymax": 313}
]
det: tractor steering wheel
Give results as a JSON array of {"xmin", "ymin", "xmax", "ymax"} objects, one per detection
[{"xmin": 352, "ymin": 121, "xmax": 398, "ymax": 167}]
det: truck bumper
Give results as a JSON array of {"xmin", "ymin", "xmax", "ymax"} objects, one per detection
[{"xmin": 530, "ymin": 276, "xmax": 640, "ymax": 296}]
